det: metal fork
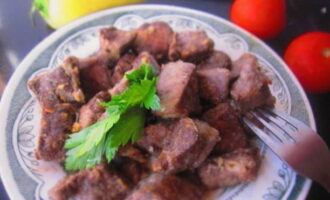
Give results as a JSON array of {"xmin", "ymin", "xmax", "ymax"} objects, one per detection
[{"xmin": 243, "ymin": 108, "xmax": 330, "ymax": 192}]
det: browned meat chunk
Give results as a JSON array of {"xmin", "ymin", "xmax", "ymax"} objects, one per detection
[
  {"xmin": 231, "ymin": 53, "xmax": 256, "ymax": 78},
  {"xmin": 100, "ymin": 27, "xmax": 136, "ymax": 61},
  {"xmin": 119, "ymin": 159, "xmax": 150, "ymax": 185},
  {"xmin": 132, "ymin": 52, "xmax": 160, "ymax": 74},
  {"xmin": 198, "ymin": 148, "xmax": 259, "ymax": 189},
  {"xmin": 125, "ymin": 174, "xmax": 203, "ymax": 200},
  {"xmin": 137, "ymin": 121, "xmax": 170, "ymax": 153},
  {"xmin": 29, "ymin": 57, "xmax": 85, "ymax": 106},
  {"xmin": 109, "ymin": 77, "xmax": 130, "ymax": 97},
  {"xmin": 151, "ymin": 118, "xmax": 220, "ymax": 173},
  {"xmin": 155, "ymin": 61, "xmax": 200, "ymax": 118},
  {"xmin": 230, "ymin": 53, "xmax": 275, "ymax": 112},
  {"xmin": 118, "ymin": 145, "xmax": 148, "ymax": 164},
  {"xmin": 202, "ymin": 103, "xmax": 248, "ymax": 153},
  {"xmin": 134, "ymin": 22, "xmax": 173, "ymax": 60},
  {"xmin": 28, "ymin": 57, "xmax": 85, "ymax": 161},
  {"xmin": 109, "ymin": 52, "xmax": 160, "ymax": 96},
  {"xmin": 38, "ymin": 104, "xmax": 76, "ymax": 161},
  {"xmin": 169, "ymin": 30, "xmax": 214, "ymax": 62},
  {"xmin": 189, "ymin": 119, "xmax": 221, "ymax": 165},
  {"xmin": 197, "ymin": 68, "xmax": 231, "ymax": 104},
  {"xmin": 138, "ymin": 118, "xmax": 219, "ymax": 173},
  {"xmin": 78, "ymin": 55, "xmax": 113, "ymax": 98},
  {"xmin": 78, "ymin": 91, "xmax": 111, "ymax": 129},
  {"xmin": 111, "ymin": 53, "xmax": 136, "ymax": 86},
  {"xmin": 197, "ymin": 50, "xmax": 231, "ymax": 70},
  {"xmin": 50, "ymin": 165, "xmax": 131, "ymax": 200}
]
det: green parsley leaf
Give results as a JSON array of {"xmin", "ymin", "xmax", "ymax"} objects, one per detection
[
  {"xmin": 126, "ymin": 63, "xmax": 156, "ymax": 84},
  {"xmin": 141, "ymin": 78, "xmax": 161, "ymax": 110},
  {"xmin": 64, "ymin": 64, "xmax": 160, "ymax": 170},
  {"xmin": 65, "ymin": 138, "xmax": 105, "ymax": 170},
  {"xmin": 104, "ymin": 106, "xmax": 145, "ymax": 161},
  {"xmin": 144, "ymin": 92, "xmax": 161, "ymax": 110},
  {"xmin": 75, "ymin": 112, "xmax": 121, "ymax": 157},
  {"xmin": 64, "ymin": 125, "xmax": 91, "ymax": 149}
]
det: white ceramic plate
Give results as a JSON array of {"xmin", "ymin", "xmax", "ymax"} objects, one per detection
[{"xmin": 0, "ymin": 5, "xmax": 315, "ymax": 200}]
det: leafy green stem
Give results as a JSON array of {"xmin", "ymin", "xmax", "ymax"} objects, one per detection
[{"xmin": 64, "ymin": 63, "xmax": 160, "ymax": 170}]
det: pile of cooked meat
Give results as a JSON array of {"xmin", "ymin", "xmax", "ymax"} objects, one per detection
[{"xmin": 28, "ymin": 21, "xmax": 275, "ymax": 200}]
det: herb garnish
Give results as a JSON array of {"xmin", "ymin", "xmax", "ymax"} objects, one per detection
[{"xmin": 64, "ymin": 64, "xmax": 160, "ymax": 170}]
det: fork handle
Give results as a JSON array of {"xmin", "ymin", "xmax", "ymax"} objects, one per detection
[
  {"xmin": 307, "ymin": 137, "xmax": 330, "ymax": 193},
  {"xmin": 313, "ymin": 153, "xmax": 330, "ymax": 193},
  {"xmin": 318, "ymin": 172, "xmax": 330, "ymax": 193},
  {"xmin": 286, "ymin": 134, "xmax": 330, "ymax": 193}
]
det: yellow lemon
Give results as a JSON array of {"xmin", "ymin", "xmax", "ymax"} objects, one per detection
[{"xmin": 33, "ymin": 0, "xmax": 145, "ymax": 29}]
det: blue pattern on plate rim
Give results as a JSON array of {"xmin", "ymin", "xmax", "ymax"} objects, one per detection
[
  {"xmin": 263, "ymin": 164, "xmax": 294, "ymax": 200},
  {"xmin": 0, "ymin": 5, "xmax": 314, "ymax": 200}
]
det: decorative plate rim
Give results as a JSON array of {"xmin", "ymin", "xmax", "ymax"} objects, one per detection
[{"xmin": 0, "ymin": 4, "xmax": 315, "ymax": 200}]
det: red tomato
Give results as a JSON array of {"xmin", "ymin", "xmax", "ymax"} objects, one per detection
[
  {"xmin": 230, "ymin": 0, "xmax": 286, "ymax": 39},
  {"xmin": 284, "ymin": 32, "xmax": 330, "ymax": 93}
]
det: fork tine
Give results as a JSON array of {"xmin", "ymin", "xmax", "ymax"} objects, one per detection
[
  {"xmin": 246, "ymin": 109, "xmax": 330, "ymax": 193},
  {"xmin": 249, "ymin": 111, "xmax": 295, "ymax": 144},
  {"xmin": 257, "ymin": 108, "xmax": 299, "ymax": 136},
  {"xmin": 243, "ymin": 117, "xmax": 281, "ymax": 150},
  {"xmin": 264, "ymin": 108, "xmax": 310, "ymax": 131}
]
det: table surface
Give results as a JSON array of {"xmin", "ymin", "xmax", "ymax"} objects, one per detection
[{"xmin": 0, "ymin": 0, "xmax": 329, "ymax": 199}]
